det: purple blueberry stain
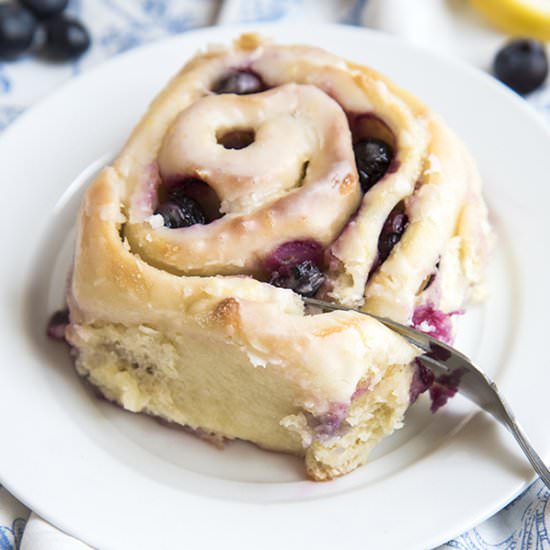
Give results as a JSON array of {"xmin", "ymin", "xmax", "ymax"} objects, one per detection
[
  {"xmin": 412, "ymin": 304, "xmax": 461, "ymax": 345},
  {"xmin": 212, "ymin": 70, "xmax": 266, "ymax": 95},
  {"xmin": 409, "ymin": 360, "xmax": 465, "ymax": 412},
  {"xmin": 409, "ymin": 359, "xmax": 435, "ymax": 404},
  {"xmin": 47, "ymin": 308, "xmax": 69, "ymax": 341},
  {"xmin": 408, "ymin": 305, "xmax": 466, "ymax": 412},
  {"xmin": 429, "ymin": 368, "xmax": 466, "ymax": 413},
  {"xmin": 308, "ymin": 402, "xmax": 349, "ymax": 440}
]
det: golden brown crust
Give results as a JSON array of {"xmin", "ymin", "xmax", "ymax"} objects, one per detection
[{"xmin": 209, "ymin": 297, "xmax": 241, "ymax": 329}]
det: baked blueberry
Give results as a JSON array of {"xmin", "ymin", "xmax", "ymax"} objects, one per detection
[
  {"xmin": 269, "ymin": 260, "xmax": 325, "ymax": 297},
  {"xmin": 155, "ymin": 196, "xmax": 206, "ymax": 228},
  {"xmin": 493, "ymin": 39, "xmax": 548, "ymax": 95},
  {"xmin": 20, "ymin": 0, "xmax": 68, "ymax": 20},
  {"xmin": 0, "ymin": 3, "xmax": 36, "ymax": 59},
  {"xmin": 264, "ymin": 240, "xmax": 324, "ymax": 276},
  {"xmin": 165, "ymin": 178, "xmax": 221, "ymax": 222},
  {"xmin": 353, "ymin": 138, "xmax": 393, "ymax": 192},
  {"xmin": 212, "ymin": 70, "xmax": 265, "ymax": 95},
  {"xmin": 40, "ymin": 14, "xmax": 90, "ymax": 60},
  {"xmin": 378, "ymin": 203, "xmax": 407, "ymax": 263}
]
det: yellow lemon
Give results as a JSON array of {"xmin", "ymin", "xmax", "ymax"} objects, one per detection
[{"xmin": 470, "ymin": 0, "xmax": 550, "ymax": 41}]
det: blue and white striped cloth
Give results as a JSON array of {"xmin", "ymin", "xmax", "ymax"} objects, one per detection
[{"xmin": 1, "ymin": 1, "xmax": 548, "ymax": 548}]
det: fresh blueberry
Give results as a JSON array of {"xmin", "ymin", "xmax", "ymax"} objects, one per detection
[
  {"xmin": 378, "ymin": 203, "xmax": 407, "ymax": 263},
  {"xmin": 0, "ymin": 3, "xmax": 36, "ymax": 59},
  {"xmin": 493, "ymin": 39, "xmax": 548, "ymax": 95},
  {"xmin": 269, "ymin": 260, "xmax": 325, "ymax": 297},
  {"xmin": 212, "ymin": 70, "xmax": 266, "ymax": 95},
  {"xmin": 155, "ymin": 196, "xmax": 206, "ymax": 228},
  {"xmin": 353, "ymin": 138, "xmax": 393, "ymax": 192},
  {"xmin": 20, "ymin": 0, "xmax": 68, "ymax": 20},
  {"xmin": 40, "ymin": 14, "xmax": 90, "ymax": 60}
]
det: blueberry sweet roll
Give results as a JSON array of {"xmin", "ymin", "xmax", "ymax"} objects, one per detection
[{"xmin": 61, "ymin": 34, "xmax": 491, "ymax": 480}]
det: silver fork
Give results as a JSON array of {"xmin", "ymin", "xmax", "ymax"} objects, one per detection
[{"xmin": 303, "ymin": 297, "xmax": 550, "ymax": 489}]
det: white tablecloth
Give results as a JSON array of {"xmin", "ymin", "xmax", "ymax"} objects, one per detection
[{"xmin": 0, "ymin": 1, "xmax": 548, "ymax": 548}]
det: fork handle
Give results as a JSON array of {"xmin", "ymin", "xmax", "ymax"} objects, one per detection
[
  {"xmin": 424, "ymin": 354, "xmax": 550, "ymax": 490},
  {"xmin": 491, "ymin": 395, "xmax": 550, "ymax": 489}
]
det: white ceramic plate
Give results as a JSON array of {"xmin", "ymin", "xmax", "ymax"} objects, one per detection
[{"xmin": 1, "ymin": 23, "xmax": 549, "ymax": 550}]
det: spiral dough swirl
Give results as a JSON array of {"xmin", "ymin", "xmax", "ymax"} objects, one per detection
[
  {"xmin": 125, "ymin": 83, "xmax": 360, "ymax": 276},
  {"xmin": 95, "ymin": 33, "xmax": 491, "ymax": 323}
]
